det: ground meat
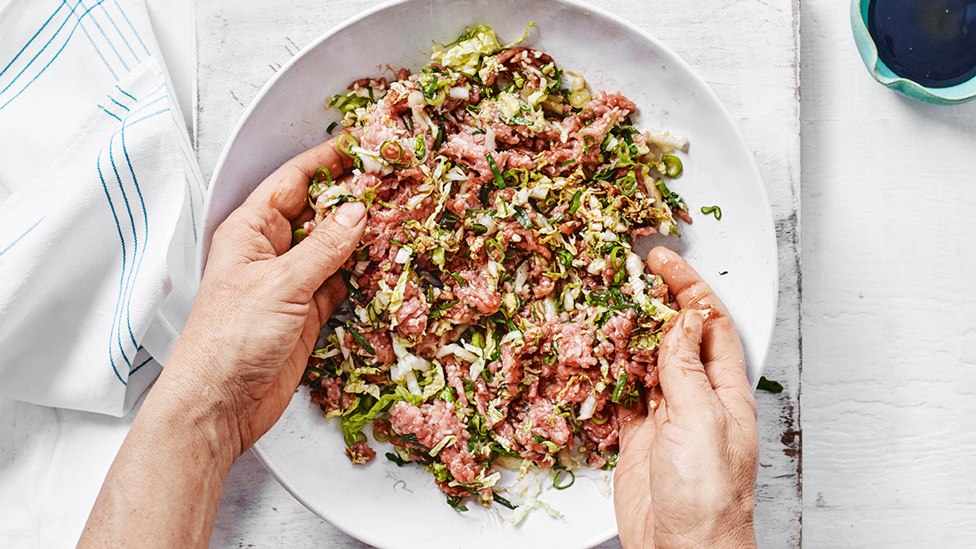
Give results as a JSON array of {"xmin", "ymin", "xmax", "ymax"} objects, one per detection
[
  {"xmin": 345, "ymin": 441, "xmax": 376, "ymax": 464},
  {"xmin": 555, "ymin": 322, "xmax": 598, "ymax": 372},
  {"xmin": 302, "ymin": 28, "xmax": 691, "ymax": 510},
  {"xmin": 454, "ymin": 269, "xmax": 501, "ymax": 315}
]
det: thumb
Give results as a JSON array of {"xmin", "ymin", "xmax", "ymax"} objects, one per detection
[
  {"xmin": 657, "ymin": 311, "xmax": 716, "ymax": 416},
  {"xmin": 280, "ymin": 201, "xmax": 367, "ymax": 299}
]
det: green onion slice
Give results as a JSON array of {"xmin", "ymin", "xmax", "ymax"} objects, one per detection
[
  {"xmin": 662, "ymin": 154, "xmax": 683, "ymax": 177},
  {"xmin": 337, "ymin": 133, "xmax": 359, "ymax": 156},
  {"xmin": 701, "ymin": 205, "xmax": 722, "ymax": 220},
  {"xmin": 513, "ymin": 205, "xmax": 533, "ymax": 229},
  {"xmin": 347, "ymin": 326, "xmax": 376, "ymax": 355},
  {"xmin": 553, "ymin": 467, "xmax": 575, "ymax": 490},
  {"xmin": 380, "ymin": 140, "xmax": 404, "ymax": 164},
  {"xmin": 485, "ymin": 152, "xmax": 506, "ymax": 189},
  {"xmin": 611, "ymin": 372, "xmax": 629, "ymax": 403},
  {"xmin": 568, "ymin": 190, "xmax": 583, "ymax": 215}
]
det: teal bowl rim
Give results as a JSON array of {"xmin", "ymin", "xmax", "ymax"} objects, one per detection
[{"xmin": 851, "ymin": 0, "xmax": 976, "ymax": 105}]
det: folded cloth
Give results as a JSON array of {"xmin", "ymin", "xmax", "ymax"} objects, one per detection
[{"xmin": 0, "ymin": 0, "xmax": 204, "ymax": 416}]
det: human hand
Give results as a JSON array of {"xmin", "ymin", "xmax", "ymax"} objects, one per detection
[
  {"xmin": 163, "ymin": 136, "xmax": 366, "ymax": 460},
  {"xmin": 613, "ymin": 246, "xmax": 759, "ymax": 549}
]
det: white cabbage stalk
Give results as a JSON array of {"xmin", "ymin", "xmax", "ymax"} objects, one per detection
[
  {"xmin": 477, "ymin": 213, "xmax": 496, "ymax": 234},
  {"xmin": 484, "ymin": 126, "xmax": 496, "ymax": 151},
  {"xmin": 645, "ymin": 127, "xmax": 689, "ymax": 153},
  {"xmin": 449, "ymin": 86, "xmax": 469, "ymax": 100},
  {"xmin": 514, "ymin": 261, "xmax": 530, "ymax": 292},
  {"xmin": 587, "ymin": 258, "xmax": 607, "ymax": 275},
  {"xmin": 394, "ymin": 246, "xmax": 412, "ymax": 264},
  {"xmin": 528, "ymin": 186, "xmax": 549, "ymax": 200},
  {"xmin": 578, "ymin": 395, "xmax": 597, "ymax": 420},
  {"xmin": 388, "ymin": 263, "xmax": 412, "ymax": 326},
  {"xmin": 334, "ymin": 327, "xmax": 350, "ymax": 360},
  {"xmin": 436, "ymin": 344, "xmax": 480, "ymax": 364}
]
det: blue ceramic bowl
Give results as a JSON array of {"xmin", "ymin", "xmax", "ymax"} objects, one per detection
[{"xmin": 851, "ymin": 0, "xmax": 976, "ymax": 105}]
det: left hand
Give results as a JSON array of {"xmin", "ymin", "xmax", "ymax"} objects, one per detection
[{"xmin": 165, "ymin": 137, "xmax": 367, "ymax": 458}]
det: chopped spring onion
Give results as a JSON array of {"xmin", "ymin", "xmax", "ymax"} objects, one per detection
[
  {"xmin": 347, "ymin": 326, "xmax": 376, "ymax": 355},
  {"xmin": 611, "ymin": 372, "xmax": 629, "ymax": 403},
  {"xmin": 336, "ymin": 133, "xmax": 359, "ymax": 156},
  {"xmin": 701, "ymin": 205, "xmax": 722, "ymax": 220},
  {"xmin": 486, "ymin": 152, "xmax": 506, "ymax": 189},
  {"xmin": 380, "ymin": 140, "xmax": 404, "ymax": 164},
  {"xmin": 568, "ymin": 189, "xmax": 583, "ymax": 215},
  {"xmin": 553, "ymin": 467, "xmax": 575, "ymax": 490},
  {"xmin": 569, "ymin": 88, "xmax": 591, "ymax": 109},
  {"xmin": 493, "ymin": 493, "xmax": 516, "ymax": 509},
  {"xmin": 662, "ymin": 154, "xmax": 683, "ymax": 177},
  {"xmin": 486, "ymin": 237, "xmax": 505, "ymax": 261},
  {"xmin": 513, "ymin": 205, "xmax": 533, "ymax": 229}
]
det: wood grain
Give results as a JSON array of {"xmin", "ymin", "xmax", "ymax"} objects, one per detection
[{"xmin": 195, "ymin": 1, "xmax": 801, "ymax": 546}]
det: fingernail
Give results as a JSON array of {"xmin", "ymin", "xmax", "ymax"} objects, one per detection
[{"xmin": 334, "ymin": 201, "xmax": 366, "ymax": 227}]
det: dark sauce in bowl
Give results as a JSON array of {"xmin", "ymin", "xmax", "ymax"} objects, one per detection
[{"xmin": 868, "ymin": 0, "xmax": 976, "ymax": 88}]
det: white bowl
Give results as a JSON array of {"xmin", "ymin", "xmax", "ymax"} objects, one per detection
[{"xmin": 201, "ymin": 1, "xmax": 777, "ymax": 547}]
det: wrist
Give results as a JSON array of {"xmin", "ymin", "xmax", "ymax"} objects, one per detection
[
  {"xmin": 150, "ymin": 347, "xmax": 246, "ymax": 469},
  {"xmin": 655, "ymin": 498, "xmax": 757, "ymax": 549}
]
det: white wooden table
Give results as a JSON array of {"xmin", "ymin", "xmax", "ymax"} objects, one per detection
[
  {"xmin": 194, "ymin": 0, "xmax": 801, "ymax": 547},
  {"xmin": 5, "ymin": 0, "xmax": 976, "ymax": 547}
]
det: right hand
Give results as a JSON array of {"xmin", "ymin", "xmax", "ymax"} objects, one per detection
[{"xmin": 613, "ymin": 246, "xmax": 760, "ymax": 549}]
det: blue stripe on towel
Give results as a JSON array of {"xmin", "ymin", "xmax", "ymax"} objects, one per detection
[
  {"xmin": 99, "ymin": 86, "xmax": 171, "ymax": 383},
  {"xmin": 0, "ymin": 0, "xmax": 87, "ymax": 96},
  {"xmin": 0, "ymin": 2, "xmax": 66, "ymax": 78},
  {"xmin": 116, "ymin": 84, "xmax": 136, "ymax": 101},
  {"xmin": 71, "ymin": 1, "xmax": 118, "ymax": 81},
  {"xmin": 0, "ymin": 0, "xmax": 108, "ymax": 112},
  {"xmin": 0, "ymin": 216, "xmax": 45, "ymax": 258},
  {"xmin": 109, "ymin": 96, "xmax": 129, "ymax": 111},
  {"xmin": 119, "ymin": 123, "xmax": 149, "ymax": 357},
  {"xmin": 98, "ymin": 104, "xmax": 122, "ymax": 121},
  {"xmin": 107, "ymin": 134, "xmax": 139, "ymax": 355},
  {"xmin": 96, "ymin": 154, "xmax": 128, "ymax": 385},
  {"xmin": 111, "ymin": 0, "xmax": 150, "ymax": 57},
  {"xmin": 97, "ymin": 1, "xmax": 139, "ymax": 64},
  {"xmin": 80, "ymin": 0, "xmax": 129, "ymax": 72}
]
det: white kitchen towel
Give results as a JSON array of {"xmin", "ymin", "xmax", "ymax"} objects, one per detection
[{"xmin": 0, "ymin": 0, "xmax": 204, "ymax": 416}]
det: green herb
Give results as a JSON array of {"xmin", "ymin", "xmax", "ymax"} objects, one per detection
[
  {"xmin": 326, "ymin": 121, "xmax": 338, "ymax": 134},
  {"xmin": 556, "ymin": 248, "xmax": 574, "ymax": 269},
  {"xmin": 719, "ymin": 270, "xmax": 729, "ymax": 276},
  {"xmin": 486, "ymin": 152, "xmax": 506, "ymax": 189},
  {"xmin": 757, "ymin": 376, "xmax": 784, "ymax": 394},
  {"xmin": 386, "ymin": 452, "xmax": 409, "ymax": 466},
  {"xmin": 347, "ymin": 326, "xmax": 376, "ymax": 355},
  {"xmin": 568, "ymin": 190, "xmax": 582, "ymax": 215},
  {"xmin": 393, "ymin": 432, "xmax": 432, "ymax": 452},
  {"xmin": 513, "ymin": 205, "xmax": 533, "ymax": 229},
  {"xmin": 446, "ymin": 495, "xmax": 468, "ymax": 512},
  {"xmin": 493, "ymin": 493, "xmax": 516, "ymax": 509},
  {"xmin": 617, "ymin": 169, "xmax": 638, "ymax": 197}
]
